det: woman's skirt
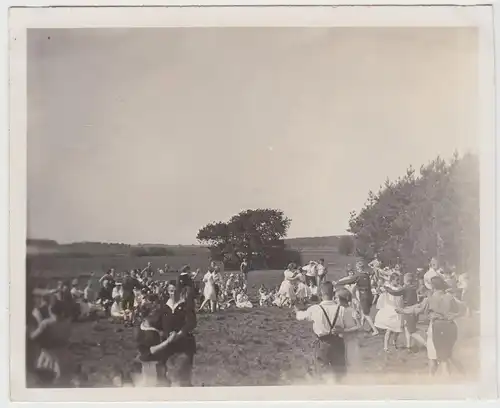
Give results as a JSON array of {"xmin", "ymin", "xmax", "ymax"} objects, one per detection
[
  {"xmin": 278, "ymin": 280, "xmax": 296, "ymax": 301},
  {"xmin": 376, "ymin": 293, "xmax": 386, "ymax": 310},
  {"xmin": 427, "ymin": 320, "xmax": 458, "ymax": 360},
  {"xmin": 203, "ymin": 284, "xmax": 217, "ymax": 301},
  {"xmin": 375, "ymin": 307, "xmax": 403, "ymax": 332},
  {"xmin": 296, "ymin": 283, "xmax": 310, "ymax": 300}
]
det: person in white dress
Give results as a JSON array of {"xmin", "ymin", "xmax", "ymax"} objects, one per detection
[
  {"xmin": 295, "ymin": 272, "xmax": 311, "ymax": 303},
  {"xmin": 199, "ymin": 269, "xmax": 217, "ymax": 313},
  {"xmin": 277, "ymin": 263, "xmax": 301, "ymax": 306},
  {"xmin": 375, "ymin": 273, "xmax": 404, "ymax": 352},
  {"xmin": 235, "ymin": 290, "xmax": 253, "ymax": 308}
]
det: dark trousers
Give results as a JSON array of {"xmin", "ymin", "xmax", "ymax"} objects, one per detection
[
  {"xmin": 314, "ymin": 335, "xmax": 347, "ymax": 381},
  {"xmin": 121, "ymin": 295, "xmax": 135, "ymax": 311},
  {"xmin": 305, "ymin": 276, "xmax": 316, "ymax": 286},
  {"xmin": 162, "ymin": 334, "xmax": 196, "ymax": 387}
]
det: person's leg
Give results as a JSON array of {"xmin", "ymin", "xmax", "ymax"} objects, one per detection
[
  {"xmin": 331, "ymin": 338, "xmax": 347, "ymax": 383},
  {"xmin": 176, "ymin": 354, "xmax": 194, "ymax": 387},
  {"xmin": 393, "ymin": 332, "xmax": 400, "ymax": 349},
  {"xmin": 210, "ymin": 300, "xmax": 215, "ymax": 313},
  {"xmin": 364, "ymin": 313, "xmax": 378, "ymax": 335},
  {"xmin": 428, "ymin": 359, "xmax": 438, "ymax": 376},
  {"xmin": 314, "ymin": 341, "xmax": 329, "ymax": 380},
  {"xmin": 198, "ymin": 298, "xmax": 209, "ymax": 312},
  {"xmin": 384, "ymin": 330, "xmax": 391, "ymax": 352},
  {"xmin": 404, "ymin": 325, "xmax": 412, "ymax": 349},
  {"xmin": 411, "ymin": 332, "xmax": 427, "ymax": 348}
]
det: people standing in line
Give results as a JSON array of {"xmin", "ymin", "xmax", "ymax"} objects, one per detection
[
  {"xmin": 295, "ymin": 281, "xmax": 346, "ymax": 383},
  {"xmin": 396, "ymin": 276, "xmax": 466, "ymax": 377},
  {"xmin": 337, "ymin": 261, "xmax": 379, "ymax": 336}
]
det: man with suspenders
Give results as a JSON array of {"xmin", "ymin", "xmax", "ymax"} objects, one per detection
[{"xmin": 295, "ymin": 281, "xmax": 347, "ymax": 382}]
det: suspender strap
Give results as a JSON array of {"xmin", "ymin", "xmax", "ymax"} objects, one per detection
[{"xmin": 318, "ymin": 304, "xmax": 342, "ymax": 335}]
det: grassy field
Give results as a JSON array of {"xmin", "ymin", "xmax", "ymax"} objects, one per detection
[
  {"xmin": 29, "ymin": 268, "xmax": 479, "ymax": 388},
  {"xmin": 27, "ymin": 251, "xmax": 480, "ymax": 387}
]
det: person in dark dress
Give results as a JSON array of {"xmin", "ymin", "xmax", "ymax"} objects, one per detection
[
  {"xmin": 99, "ymin": 269, "xmax": 116, "ymax": 288},
  {"xmin": 157, "ymin": 277, "xmax": 197, "ymax": 386},
  {"xmin": 97, "ymin": 280, "xmax": 113, "ymax": 315},
  {"xmin": 134, "ymin": 303, "xmax": 176, "ymax": 386},
  {"xmin": 240, "ymin": 258, "xmax": 250, "ymax": 282},
  {"xmin": 121, "ymin": 271, "xmax": 142, "ymax": 311},
  {"xmin": 337, "ymin": 261, "xmax": 379, "ymax": 336}
]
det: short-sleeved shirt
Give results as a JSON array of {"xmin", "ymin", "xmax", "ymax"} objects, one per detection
[{"xmin": 302, "ymin": 264, "xmax": 317, "ymax": 277}]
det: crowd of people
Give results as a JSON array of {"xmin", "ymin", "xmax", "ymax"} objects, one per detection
[
  {"xmin": 293, "ymin": 256, "xmax": 471, "ymax": 382},
  {"xmin": 26, "ymin": 254, "xmax": 473, "ymax": 387}
]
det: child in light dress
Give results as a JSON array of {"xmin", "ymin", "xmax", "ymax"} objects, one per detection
[
  {"xmin": 277, "ymin": 264, "xmax": 300, "ymax": 307},
  {"xmin": 198, "ymin": 269, "xmax": 218, "ymax": 313},
  {"xmin": 235, "ymin": 289, "xmax": 253, "ymax": 308},
  {"xmin": 374, "ymin": 273, "xmax": 404, "ymax": 352},
  {"xmin": 259, "ymin": 285, "xmax": 273, "ymax": 307},
  {"xmin": 295, "ymin": 273, "xmax": 311, "ymax": 304},
  {"xmin": 111, "ymin": 295, "xmax": 131, "ymax": 324}
]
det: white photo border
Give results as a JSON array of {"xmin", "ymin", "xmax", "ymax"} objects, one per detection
[{"xmin": 6, "ymin": 1, "xmax": 498, "ymax": 404}]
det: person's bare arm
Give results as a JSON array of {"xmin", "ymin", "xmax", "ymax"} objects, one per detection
[
  {"xmin": 385, "ymin": 287, "xmax": 405, "ymax": 296},
  {"xmin": 29, "ymin": 317, "xmax": 56, "ymax": 340}
]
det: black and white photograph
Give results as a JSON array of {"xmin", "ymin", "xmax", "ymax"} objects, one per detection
[{"xmin": 8, "ymin": 4, "xmax": 497, "ymax": 402}]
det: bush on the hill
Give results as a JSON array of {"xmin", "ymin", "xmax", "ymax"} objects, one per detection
[
  {"xmin": 348, "ymin": 152, "xmax": 479, "ymax": 305},
  {"xmin": 338, "ymin": 235, "xmax": 355, "ymax": 256}
]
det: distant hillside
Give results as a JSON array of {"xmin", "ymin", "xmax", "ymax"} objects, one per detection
[
  {"xmin": 284, "ymin": 235, "xmax": 349, "ymax": 250},
  {"xmin": 27, "ymin": 235, "xmax": 349, "ymax": 258},
  {"xmin": 26, "ymin": 239, "xmax": 209, "ymax": 258}
]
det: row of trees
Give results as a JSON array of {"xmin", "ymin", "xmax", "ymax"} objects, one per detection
[
  {"xmin": 196, "ymin": 209, "xmax": 300, "ymax": 269},
  {"xmin": 348, "ymin": 152, "xmax": 479, "ymax": 277}
]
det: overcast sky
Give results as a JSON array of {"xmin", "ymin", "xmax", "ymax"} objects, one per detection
[{"xmin": 27, "ymin": 28, "xmax": 478, "ymax": 245}]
